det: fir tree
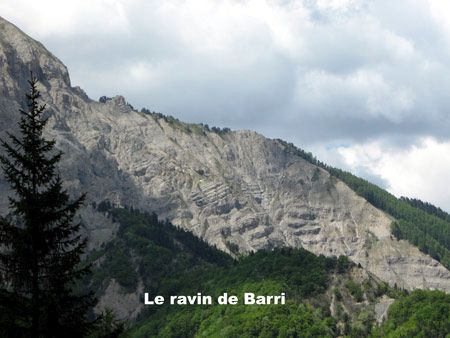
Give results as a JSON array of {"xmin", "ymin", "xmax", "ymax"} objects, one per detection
[{"xmin": 0, "ymin": 73, "xmax": 95, "ymax": 337}]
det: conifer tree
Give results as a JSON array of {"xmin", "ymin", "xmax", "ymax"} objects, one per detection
[{"xmin": 0, "ymin": 73, "xmax": 95, "ymax": 337}]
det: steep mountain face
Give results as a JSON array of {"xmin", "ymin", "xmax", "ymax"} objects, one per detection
[{"xmin": 1, "ymin": 14, "xmax": 450, "ymax": 303}]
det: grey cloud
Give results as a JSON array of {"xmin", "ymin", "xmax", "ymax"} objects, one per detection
[{"xmin": 6, "ymin": 0, "xmax": 450, "ymax": 171}]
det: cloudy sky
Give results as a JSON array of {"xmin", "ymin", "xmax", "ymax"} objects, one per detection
[{"xmin": 2, "ymin": 0, "xmax": 450, "ymax": 210}]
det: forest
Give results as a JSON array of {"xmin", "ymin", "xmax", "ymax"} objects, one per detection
[{"xmin": 84, "ymin": 206, "xmax": 450, "ymax": 337}]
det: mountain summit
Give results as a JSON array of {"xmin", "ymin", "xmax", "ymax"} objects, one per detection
[{"xmin": 1, "ymin": 15, "xmax": 449, "ymax": 313}]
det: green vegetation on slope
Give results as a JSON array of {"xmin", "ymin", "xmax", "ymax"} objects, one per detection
[
  {"xmin": 129, "ymin": 248, "xmax": 354, "ymax": 338},
  {"xmin": 86, "ymin": 207, "xmax": 383, "ymax": 337},
  {"xmin": 372, "ymin": 290, "xmax": 450, "ymax": 338},
  {"xmin": 139, "ymin": 107, "xmax": 231, "ymax": 135},
  {"xmin": 84, "ymin": 204, "xmax": 232, "ymax": 296},
  {"xmin": 400, "ymin": 196, "xmax": 450, "ymax": 222},
  {"xmin": 84, "ymin": 207, "xmax": 448, "ymax": 337},
  {"xmin": 279, "ymin": 140, "xmax": 450, "ymax": 270}
]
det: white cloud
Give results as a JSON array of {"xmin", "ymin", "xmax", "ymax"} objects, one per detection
[
  {"xmin": 315, "ymin": 0, "xmax": 364, "ymax": 15},
  {"xmin": 429, "ymin": 0, "xmax": 450, "ymax": 43},
  {"xmin": 0, "ymin": 0, "xmax": 131, "ymax": 37},
  {"xmin": 295, "ymin": 69, "xmax": 414, "ymax": 122},
  {"xmin": 336, "ymin": 137, "xmax": 450, "ymax": 212}
]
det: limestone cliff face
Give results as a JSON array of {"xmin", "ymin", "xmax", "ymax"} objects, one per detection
[{"xmin": 1, "ymin": 16, "xmax": 450, "ymax": 297}]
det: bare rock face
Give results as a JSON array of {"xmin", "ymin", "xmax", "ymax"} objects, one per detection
[
  {"xmin": 375, "ymin": 295, "xmax": 395, "ymax": 324},
  {"xmin": 95, "ymin": 279, "xmax": 144, "ymax": 321},
  {"xmin": 1, "ymin": 14, "xmax": 450, "ymax": 305}
]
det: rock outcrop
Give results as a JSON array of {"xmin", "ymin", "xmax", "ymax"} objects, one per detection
[{"xmin": 1, "ymin": 15, "xmax": 449, "ymax": 301}]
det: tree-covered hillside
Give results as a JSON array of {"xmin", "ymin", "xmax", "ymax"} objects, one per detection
[
  {"xmin": 84, "ymin": 207, "xmax": 418, "ymax": 337},
  {"xmin": 84, "ymin": 204, "xmax": 232, "ymax": 297},
  {"xmin": 130, "ymin": 248, "xmax": 345, "ymax": 338},
  {"xmin": 372, "ymin": 290, "xmax": 450, "ymax": 338}
]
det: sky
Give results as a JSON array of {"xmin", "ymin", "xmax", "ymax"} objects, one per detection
[{"xmin": 2, "ymin": 0, "xmax": 450, "ymax": 210}]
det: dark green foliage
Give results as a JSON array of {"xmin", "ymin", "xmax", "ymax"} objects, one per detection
[
  {"xmin": 225, "ymin": 241, "xmax": 240, "ymax": 255},
  {"xmin": 400, "ymin": 196, "xmax": 450, "ymax": 222},
  {"xmin": 85, "ymin": 207, "xmax": 357, "ymax": 337},
  {"xmin": 350, "ymin": 310, "xmax": 375, "ymax": 338},
  {"xmin": 112, "ymin": 207, "xmax": 231, "ymax": 267},
  {"xmin": 327, "ymin": 169, "xmax": 450, "ymax": 267},
  {"xmin": 334, "ymin": 287, "xmax": 343, "ymax": 301},
  {"xmin": 123, "ymin": 230, "xmax": 354, "ymax": 337},
  {"xmin": 0, "ymin": 75, "xmax": 95, "ymax": 337},
  {"xmin": 97, "ymin": 243, "xmax": 138, "ymax": 293},
  {"xmin": 219, "ymin": 248, "xmax": 342, "ymax": 298},
  {"xmin": 89, "ymin": 207, "xmax": 444, "ymax": 338},
  {"xmin": 97, "ymin": 200, "xmax": 113, "ymax": 213},
  {"xmin": 210, "ymin": 126, "xmax": 231, "ymax": 134},
  {"xmin": 88, "ymin": 208, "xmax": 440, "ymax": 338},
  {"xmin": 337, "ymin": 255, "xmax": 352, "ymax": 273},
  {"xmin": 372, "ymin": 290, "xmax": 450, "ymax": 338},
  {"xmin": 87, "ymin": 310, "xmax": 124, "ymax": 338},
  {"xmin": 99, "ymin": 96, "xmax": 111, "ymax": 103},
  {"xmin": 86, "ymin": 206, "xmax": 232, "ymax": 296},
  {"xmin": 139, "ymin": 107, "xmax": 232, "ymax": 135},
  {"xmin": 155, "ymin": 302, "xmax": 336, "ymax": 338},
  {"xmin": 346, "ymin": 280, "xmax": 364, "ymax": 302},
  {"xmin": 278, "ymin": 139, "xmax": 450, "ymax": 270}
]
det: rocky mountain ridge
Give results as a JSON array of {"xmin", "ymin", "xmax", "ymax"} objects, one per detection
[{"xmin": 1, "ymin": 14, "xmax": 450, "ymax": 306}]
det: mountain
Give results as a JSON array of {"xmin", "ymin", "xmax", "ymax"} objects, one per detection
[
  {"xmin": 1, "ymin": 16, "xmax": 450, "ymax": 320},
  {"xmin": 94, "ymin": 207, "xmax": 449, "ymax": 337},
  {"xmin": 86, "ymin": 206, "xmax": 399, "ymax": 337}
]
